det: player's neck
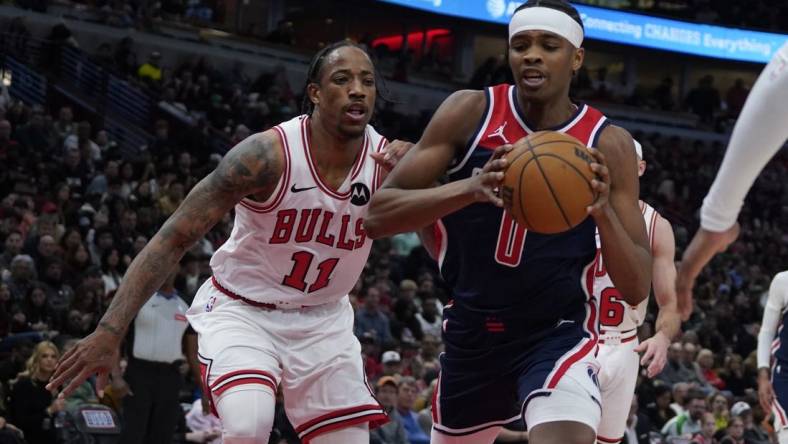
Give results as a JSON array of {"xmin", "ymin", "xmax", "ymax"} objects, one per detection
[
  {"xmin": 516, "ymin": 93, "xmax": 576, "ymax": 130},
  {"xmin": 308, "ymin": 116, "xmax": 363, "ymax": 170}
]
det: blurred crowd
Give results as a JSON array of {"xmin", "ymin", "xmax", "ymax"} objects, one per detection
[{"xmin": 1, "ymin": 5, "xmax": 788, "ymax": 444}]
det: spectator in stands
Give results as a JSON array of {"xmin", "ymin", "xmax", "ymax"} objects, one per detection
[
  {"xmin": 396, "ymin": 377, "xmax": 430, "ymax": 444},
  {"xmin": 138, "ymin": 51, "xmax": 163, "ymax": 85},
  {"xmin": 64, "ymin": 121, "xmax": 101, "ymax": 163},
  {"xmin": 662, "ymin": 390, "xmax": 708, "ymax": 440},
  {"xmin": 719, "ymin": 416, "xmax": 745, "ymax": 444},
  {"xmin": 729, "ymin": 402, "xmax": 769, "ymax": 444},
  {"xmin": 685, "ymin": 75, "xmax": 721, "ymax": 125},
  {"xmin": 355, "ymin": 286, "xmax": 393, "ymax": 345},
  {"xmin": 8, "ymin": 341, "xmax": 62, "ymax": 444},
  {"xmin": 0, "ymin": 231, "xmax": 23, "ymax": 270},
  {"xmin": 697, "ymin": 348, "xmax": 725, "ymax": 390},
  {"xmin": 371, "ymin": 376, "xmax": 408, "ymax": 444},
  {"xmin": 691, "ymin": 412, "xmax": 718, "ymax": 444},
  {"xmin": 652, "ymin": 77, "xmax": 676, "ymax": 111},
  {"xmin": 415, "ymin": 296, "xmax": 441, "ymax": 338},
  {"xmin": 708, "ymin": 392, "xmax": 730, "ymax": 432},
  {"xmin": 53, "ymin": 106, "xmax": 75, "ymax": 142},
  {"xmin": 725, "ymin": 79, "xmax": 749, "ymax": 118},
  {"xmin": 265, "ymin": 20, "xmax": 295, "ymax": 46},
  {"xmin": 0, "ymin": 340, "xmax": 32, "ymax": 387},
  {"xmin": 381, "ymin": 350, "xmax": 403, "ymax": 378},
  {"xmin": 6, "ymin": 254, "xmax": 38, "ymax": 302},
  {"xmin": 19, "ymin": 284, "xmax": 55, "ymax": 333}
]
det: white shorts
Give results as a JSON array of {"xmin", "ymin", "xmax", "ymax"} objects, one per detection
[
  {"xmin": 597, "ymin": 338, "xmax": 640, "ymax": 443},
  {"xmin": 523, "ymin": 352, "xmax": 603, "ymax": 433},
  {"xmin": 187, "ymin": 279, "xmax": 386, "ymax": 442}
]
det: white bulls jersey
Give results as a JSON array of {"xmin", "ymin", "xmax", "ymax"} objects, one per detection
[
  {"xmin": 210, "ymin": 115, "xmax": 386, "ymax": 308},
  {"xmin": 593, "ymin": 201, "xmax": 659, "ymax": 333}
]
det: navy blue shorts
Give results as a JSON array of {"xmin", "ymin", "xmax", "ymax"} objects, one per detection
[
  {"xmin": 772, "ymin": 363, "xmax": 788, "ymax": 429},
  {"xmin": 431, "ymin": 302, "xmax": 601, "ymax": 437}
]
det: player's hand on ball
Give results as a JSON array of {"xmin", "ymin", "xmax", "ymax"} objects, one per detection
[
  {"xmin": 634, "ymin": 331, "xmax": 670, "ymax": 378},
  {"xmin": 370, "ymin": 139, "xmax": 413, "ymax": 172},
  {"xmin": 468, "ymin": 144, "xmax": 512, "ymax": 206},
  {"xmin": 46, "ymin": 329, "xmax": 120, "ymax": 397},
  {"xmin": 585, "ymin": 147, "xmax": 610, "ymax": 218},
  {"xmin": 676, "ymin": 224, "xmax": 740, "ymax": 320}
]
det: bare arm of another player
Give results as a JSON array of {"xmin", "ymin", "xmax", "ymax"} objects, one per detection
[
  {"xmin": 47, "ymin": 132, "xmax": 284, "ymax": 395},
  {"xmin": 677, "ymin": 42, "xmax": 788, "ymax": 319},
  {"xmin": 635, "ymin": 216, "xmax": 680, "ymax": 378},
  {"xmin": 365, "ymin": 90, "xmax": 510, "ymax": 238},
  {"xmin": 757, "ymin": 272, "xmax": 788, "ymax": 412},
  {"xmin": 592, "ymin": 125, "xmax": 652, "ymax": 305}
]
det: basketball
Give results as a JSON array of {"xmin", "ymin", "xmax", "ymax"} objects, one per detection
[{"xmin": 501, "ymin": 131, "xmax": 597, "ymax": 234}]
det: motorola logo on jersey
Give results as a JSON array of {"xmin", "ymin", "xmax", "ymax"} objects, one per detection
[{"xmin": 350, "ymin": 182, "xmax": 371, "ymax": 206}]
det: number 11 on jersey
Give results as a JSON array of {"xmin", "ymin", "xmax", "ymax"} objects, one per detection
[{"xmin": 282, "ymin": 251, "xmax": 339, "ymax": 293}]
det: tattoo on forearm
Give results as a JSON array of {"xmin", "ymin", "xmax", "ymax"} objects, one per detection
[{"xmin": 96, "ymin": 134, "xmax": 282, "ymax": 333}]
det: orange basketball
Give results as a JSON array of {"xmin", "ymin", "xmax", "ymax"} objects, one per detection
[{"xmin": 501, "ymin": 131, "xmax": 597, "ymax": 234}]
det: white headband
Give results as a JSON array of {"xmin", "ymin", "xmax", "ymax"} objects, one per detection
[
  {"xmin": 509, "ymin": 6, "xmax": 584, "ymax": 48},
  {"xmin": 633, "ymin": 139, "xmax": 643, "ymax": 159}
]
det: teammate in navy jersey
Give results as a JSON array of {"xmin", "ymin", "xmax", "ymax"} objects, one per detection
[
  {"xmin": 758, "ymin": 273, "xmax": 788, "ymax": 444},
  {"xmin": 366, "ymin": 1, "xmax": 651, "ymax": 443}
]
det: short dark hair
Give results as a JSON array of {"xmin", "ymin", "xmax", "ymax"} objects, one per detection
[
  {"xmin": 514, "ymin": 0, "xmax": 584, "ymax": 30},
  {"xmin": 686, "ymin": 389, "xmax": 707, "ymax": 404}
]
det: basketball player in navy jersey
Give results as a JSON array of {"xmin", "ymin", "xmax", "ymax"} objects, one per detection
[
  {"xmin": 48, "ymin": 42, "xmax": 411, "ymax": 444},
  {"xmin": 366, "ymin": 1, "xmax": 651, "ymax": 443}
]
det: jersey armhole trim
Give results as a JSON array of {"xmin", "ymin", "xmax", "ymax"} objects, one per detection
[
  {"xmin": 588, "ymin": 116, "xmax": 609, "ymax": 147},
  {"xmin": 239, "ymin": 125, "xmax": 291, "ymax": 213},
  {"xmin": 372, "ymin": 137, "xmax": 388, "ymax": 193},
  {"xmin": 447, "ymin": 87, "xmax": 493, "ymax": 175}
]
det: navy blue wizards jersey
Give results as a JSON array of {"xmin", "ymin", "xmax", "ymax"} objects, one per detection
[{"xmin": 433, "ymin": 84, "xmax": 610, "ymax": 328}]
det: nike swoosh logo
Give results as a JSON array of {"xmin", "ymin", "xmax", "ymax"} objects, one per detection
[
  {"xmin": 556, "ymin": 319, "xmax": 575, "ymax": 327},
  {"xmin": 291, "ymin": 184, "xmax": 317, "ymax": 193}
]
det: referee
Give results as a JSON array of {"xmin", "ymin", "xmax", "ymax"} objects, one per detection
[{"xmin": 120, "ymin": 264, "xmax": 195, "ymax": 444}]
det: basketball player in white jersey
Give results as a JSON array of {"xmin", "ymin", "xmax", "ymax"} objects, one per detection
[
  {"xmin": 595, "ymin": 140, "xmax": 681, "ymax": 444},
  {"xmin": 48, "ymin": 42, "xmax": 412, "ymax": 444},
  {"xmin": 677, "ymin": 41, "xmax": 788, "ymax": 319}
]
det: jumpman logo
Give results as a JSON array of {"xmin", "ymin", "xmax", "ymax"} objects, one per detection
[{"xmin": 487, "ymin": 121, "xmax": 509, "ymax": 143}]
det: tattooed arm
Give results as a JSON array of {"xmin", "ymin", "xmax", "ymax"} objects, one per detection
[{"xmin": 47, "ymin": 132, "xmax": 283, "ymax": 396}]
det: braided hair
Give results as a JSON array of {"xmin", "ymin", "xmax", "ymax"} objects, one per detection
[{"xmin": 300, "ymin": 40, "xmax": 391, "ymax": 116}]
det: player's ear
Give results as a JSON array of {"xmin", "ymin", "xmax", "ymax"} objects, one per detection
[
  {"xmin": 572, "ymin": 47, "xmax": 584, "ymax": 72},
  {"xmin": 307, "ymin": 82, "xmax": 320, "ymax": 108}
]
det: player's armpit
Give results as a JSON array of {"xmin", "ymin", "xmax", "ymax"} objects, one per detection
[
  {"xmin": 651, "ymin": 215, "xmax": 681, "ymax": 341},
  {"xmin": 365, "ymin": 90, "xmax": 487, "ymax": 238},
  {"xmin": 594, "ymin": 125, "xmax": 652, "ymax": 305}
]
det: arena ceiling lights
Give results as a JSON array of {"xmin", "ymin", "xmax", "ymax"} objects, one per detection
[{"xmin": 378, "ymin": 0, "xmax": 788, "ymax": 63}]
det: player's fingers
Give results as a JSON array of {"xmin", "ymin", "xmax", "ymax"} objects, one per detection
[
  {"xmin": 483, "ymin": 159, "xmax": 508, "ymax": 172},
  {"xmin": 53, "ymin": 345, "xmax": 79, "ymax": 374},
  {"xmin": 60, "ymin": 368, "xmax": 95, "ymax": 398},
  {"xmin": 481, "ymin": 171, "xmax": 505, "ymax": 184},
  {"xmin": 589, "ymin": 163, "xmax": 610, "ymax": 183},
  {"xmin": 489, "ymin": 144, "xmax": 513, "ymax": 162},
  {"xmin": 587, "ymin": 147, "xmax": 606, "ymax": 165},
  {"xmin": 47, "ymin": 359, "xmax": 83, "ymax": 392},
  {"xmin": 96, "ymin": 371, "xmax": 109, "ymax": 398}
]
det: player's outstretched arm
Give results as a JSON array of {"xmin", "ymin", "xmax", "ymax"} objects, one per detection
[
  {"xmin": 365, "ymin": 90, "xmax": 506, "ymax": 239},
  {"xmin": 47, "ymin": 132, "xmax": 284, "ymax": 396},
  {"xmin": 757, "ymin": 272, "xmax": 788, "ymax": 412},
  {"xmin": 636, "ymin": 215, "xmax": 680, "ymax": 378},
  {"xmin": 591, "ymin": 125, "xmax": 651, "ymax": 305}
]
